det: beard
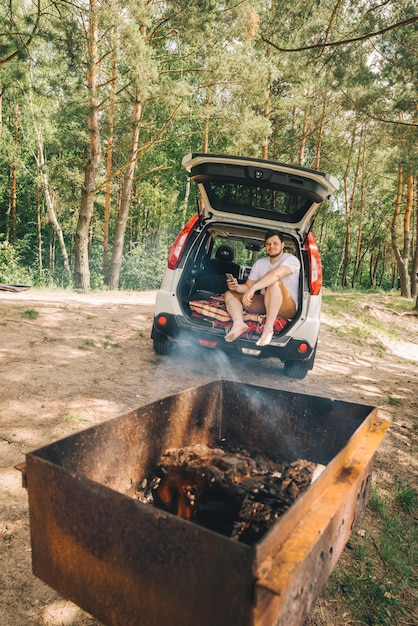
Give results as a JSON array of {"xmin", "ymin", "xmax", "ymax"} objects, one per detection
[{"xmin": 267, "ymin": 249, "xmax": 283, "ymax": 260}]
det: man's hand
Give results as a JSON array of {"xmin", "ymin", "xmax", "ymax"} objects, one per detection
[
  {"xmin": 242, "ymin": 288, "xmax": 255, "ymax": 309},
  {"xmin": 226, "ymin": 276, "xmax": 238, "ymax": 291}
]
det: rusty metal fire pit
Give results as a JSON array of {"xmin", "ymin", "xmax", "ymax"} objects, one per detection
[{"xmin": 20, "ymin": 380, "xmax": 389, "ymax": 626}]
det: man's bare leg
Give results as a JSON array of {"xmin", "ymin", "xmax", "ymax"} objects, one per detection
[
  {"xmin": 224, "ymin": 291, "xmax": 249, "ymax": 342},
  {"xmin": 255, "ymin": 282, "xmax": 283, "ymax": 347}
]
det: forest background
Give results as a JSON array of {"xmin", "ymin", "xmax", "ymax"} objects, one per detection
[{"xmin": 0, "ymin": 0, "xmax": 417, "ymax": 302}]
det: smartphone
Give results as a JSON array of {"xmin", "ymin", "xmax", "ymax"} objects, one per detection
[{"xmin": 225, "ymin": 273, "xmax": 234, "ymax": 281}]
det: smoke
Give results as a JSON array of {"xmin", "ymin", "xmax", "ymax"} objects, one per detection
[{"xmin": 203, "ymin": 348, "xmax": 241, "ymax": 382}]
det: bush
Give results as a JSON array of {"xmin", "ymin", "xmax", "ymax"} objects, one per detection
[
  {"xmin": 0, "ymin": 242, "xmax": 34, "ymax": 285},
  {"xmin": 118, "ymin": 237, "xmax": 171, "ymax": 291}
]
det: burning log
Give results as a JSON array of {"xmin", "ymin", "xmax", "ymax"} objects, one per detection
[{"xmin": 136, "ymin": 444, "xmax": 319, "ymax": 545}]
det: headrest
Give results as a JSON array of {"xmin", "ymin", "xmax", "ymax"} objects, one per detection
[{"xmin": 215, "ymin": 245, "xmax": 234, "ymax": 262}]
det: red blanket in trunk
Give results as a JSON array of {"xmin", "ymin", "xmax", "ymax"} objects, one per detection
[{"xmin": 189, "ymin": 295, "xmax": 288, "ymax": 339}]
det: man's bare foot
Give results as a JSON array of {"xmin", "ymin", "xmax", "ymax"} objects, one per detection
[
  {"xmin": 255, "ymin": 329, "xmax": 274, "ymax": 347},
  {"xmin": 225, "ymin": 321, "xmax": 249, "ymax": 342}
]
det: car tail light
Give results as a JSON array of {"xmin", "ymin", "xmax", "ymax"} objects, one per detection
[
  {"xmin": 306, "ymin": 232, "xmax": 322, "ymax": 295},
  {"xmin": 167, "ymin": 213, "xmax": 200, "ymax": 270}
]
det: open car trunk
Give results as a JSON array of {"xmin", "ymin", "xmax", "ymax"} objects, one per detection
[{"xmin": 176, "ymin": 223, "xmax": 304, "ymax": 338}]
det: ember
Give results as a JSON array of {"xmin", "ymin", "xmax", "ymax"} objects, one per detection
[{"xmin": 136, "ymin": 444, "xmax": 318, "ymax": 544}]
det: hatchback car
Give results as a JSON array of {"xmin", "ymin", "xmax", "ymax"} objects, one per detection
[{"xmin": 151, "ymin": 153, "xmax": 339, "ymax": 379}]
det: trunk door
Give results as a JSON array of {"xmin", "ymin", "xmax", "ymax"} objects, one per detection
[{"xmin": 182, "ymin": 153, "xmax": 339, "ymax": 236}]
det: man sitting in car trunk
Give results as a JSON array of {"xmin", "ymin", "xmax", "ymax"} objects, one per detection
[{"xmin": 224, "ymin": 230, "xmax": 300, "ymax": 347}]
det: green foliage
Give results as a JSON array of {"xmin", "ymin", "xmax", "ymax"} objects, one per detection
[
  {"xmin": 330, "ymin": 482, "xmax": 417, "ymax": 625},
  {"xmin": 395, "ymin": 483, "xmax": 417, "ymax": 514},
  {"xmin": 78, "ymin": 339, "xmax": 95, "ymax": 350},
  {"xmin": 118, "ymin": 236, "xmax": 171, "ymax": 291},
  {"xmin": 0, "ymin": 242, "xmax": 34, "ymax": 285},
  {"xmin": 387, "ymin": 395, "xmax": 402, "ymax": 406},
  {"xmin": 21, "ymin": 308, "xmax": 39, "ymax": 320},
  {"xmin": 0, "ymin": 0, "xmax": 416, "ymax": 291},
  {"xmin": 319, "ymin": 233, "xmax": 345, "ymax": 288},
  {"xmin": 368, "ymin": 486, "xmax": 387, "ymax": 516}
]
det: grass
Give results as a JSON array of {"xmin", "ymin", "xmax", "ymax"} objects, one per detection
[
  {"xmin": 78, "ymin": 335, "xmax": 121, "ymax": 350},
  {"xmin": 322, "ymin": 290, "xmax": 415, "ymax": 312},
  {"xmin": 101, "ymin": 338, "xmax": 120, "ymax": 349},
  {"xmin": 395, "ymin": 482, "xmax": 417, "ymax": 514},
  {"xmin": 21, "ymin": 308, "xmax": 39, "ymax": 320},
  {"xmin": 387, "ymin": 395, "xmax": 402, "ymax": 406},
  {"xmin": 322, "ymin": 291, "xmax": 416, "ymax": 351},
  {"xmin": 101, "ymin": 333, "xmax": 120, "ymax": 349},
  {"xmin": 61, "ymin": 414, "xmax": 90, "ymax": 424},
  {"xmin": 329, "ymin": 482, "xmax": 418, "ymax": 625},
  {"xmin": 319, "ymin": 292, "xmax": 417, "ymax": 624},
  {"xmin": 78, "ymin": 338, "xmax": 96, "ymax": 349}
]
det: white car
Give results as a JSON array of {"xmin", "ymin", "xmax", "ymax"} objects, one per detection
[{"xmin": 151, "ymin": 153, "xmax": 339, "ymax": 379}]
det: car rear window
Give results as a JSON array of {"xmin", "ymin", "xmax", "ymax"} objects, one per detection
[{"xmin": 205, "ymin": 181, "xmax": 312, "ymax": 222}]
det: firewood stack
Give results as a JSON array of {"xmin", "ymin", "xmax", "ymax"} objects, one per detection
[{"xmin": 136, "ymin": 444, "xmax": 318, "ymax": 544}]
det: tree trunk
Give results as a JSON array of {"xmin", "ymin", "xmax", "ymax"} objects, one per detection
[
  {"xmin": 378, "ymin": 241, "xmax": 387, "ymax": 288},
  {"xmin": 109, "ymin": 89, "xmax": 142, "ymax": 290},
  {"xmin": 203, "ymin": 88, "xmax": 210, "ymax": 153},
  {"xmin": 262, "ymin": 84, "xmax": 271, "ymax": 159},
  {"xmin": 410, "ymin": 175, "xmax": 417, "ymax": 297},
  {"xmin": 74, "ymin": 0, "xmax": 101, "ymax": 291},
  {"xmin": 37, "ymin": 143, "xmax": 71, "ymax": 279},
  {"xmin": 11, "ymin": 101, "xmax": 19, "ymax": 243},
  {"xmin": 352, "ymin": 134, "xmax": 366, "ymax": 287},
  {"xmin": 27, "ymin": 56, "xmax": 71, "ymax": 281},
  {"xmin": 36, "ymin": 175, "xmax": 43, "ymax": 276},
  {"xmin": 369, "ymin": 251, "xmax": 379, "ymax": 287},
  {"xmin": 391, "ymin": 166, "xmax": 411, "ymax": 297},
  {"xmin": 103, "ymin": 26, "xmax": 117, "ymax": 286},
  {"xmin": 314, "ymin": 91, "xmax": 327, "ymax": 170},
  {"xmin": 290, "ymin": 106, "xmax": 297, "ymax": 163},
  {"xmin": 341, "ymin": 124, "xmax": 361, "ymax": 287},
  {"xmin": 0, "ymin": 87, "xmax": 3, "ymax": 143},
  {"xmin": 182, "ymin": 175, "xmax": 191, "ymax": 228},
  {"xmin": 298, "ymin": 99, "xmax": 309, "ymax": 166}
]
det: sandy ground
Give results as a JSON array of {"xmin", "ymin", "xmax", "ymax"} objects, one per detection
[{"xmin": 0, "ymin": 289, "xmax": 417, "ymax": 626}]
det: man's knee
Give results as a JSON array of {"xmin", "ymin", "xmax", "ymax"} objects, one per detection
[
  {"xmin": 265, "ymin": 279, "xmax": 282, "ymax": 293},
  {"xmin": 225, "ymin": 290, "xmax": 242, "ymax": 303}
]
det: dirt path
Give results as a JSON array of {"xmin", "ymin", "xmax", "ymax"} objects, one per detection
[{"xmin": 0, "ymin": 289, "xmax": 417, "ymax": 625}]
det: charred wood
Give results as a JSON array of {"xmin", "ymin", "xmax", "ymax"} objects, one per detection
[{"xmin": 136, "ymin": 444, "xmax": 319, "ymax": 545}]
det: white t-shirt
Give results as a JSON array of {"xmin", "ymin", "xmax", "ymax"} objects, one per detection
[{"xmin": 248, "ymin": 253, "xmax": 300, "ymax": 305}]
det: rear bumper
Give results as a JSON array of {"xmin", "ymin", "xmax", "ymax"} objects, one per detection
[{"xmin": 151, "ymin": 312, "xmax": 316, "ymax": 364}]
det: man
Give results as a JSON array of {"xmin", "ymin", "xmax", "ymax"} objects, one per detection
[{"xmin": 224, "ymin": 230, "xmax": 300, "ymax": 347}]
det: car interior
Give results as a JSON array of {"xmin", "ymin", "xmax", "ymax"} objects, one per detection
[{"xmin": 179, "ymin": 223, "xmax": 303, "ymax": 333}]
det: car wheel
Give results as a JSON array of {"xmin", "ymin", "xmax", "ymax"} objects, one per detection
[
  {"xmin": 283, "ymin": 360, "xmax": 310, "ymax": 379},
  {"xmin": 153, "ymin": 337, "xmax": 173, "ymax": 356},
  {"xmin": 283, "ymin": 342, "xmax": 317, "ymax": 379}
]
